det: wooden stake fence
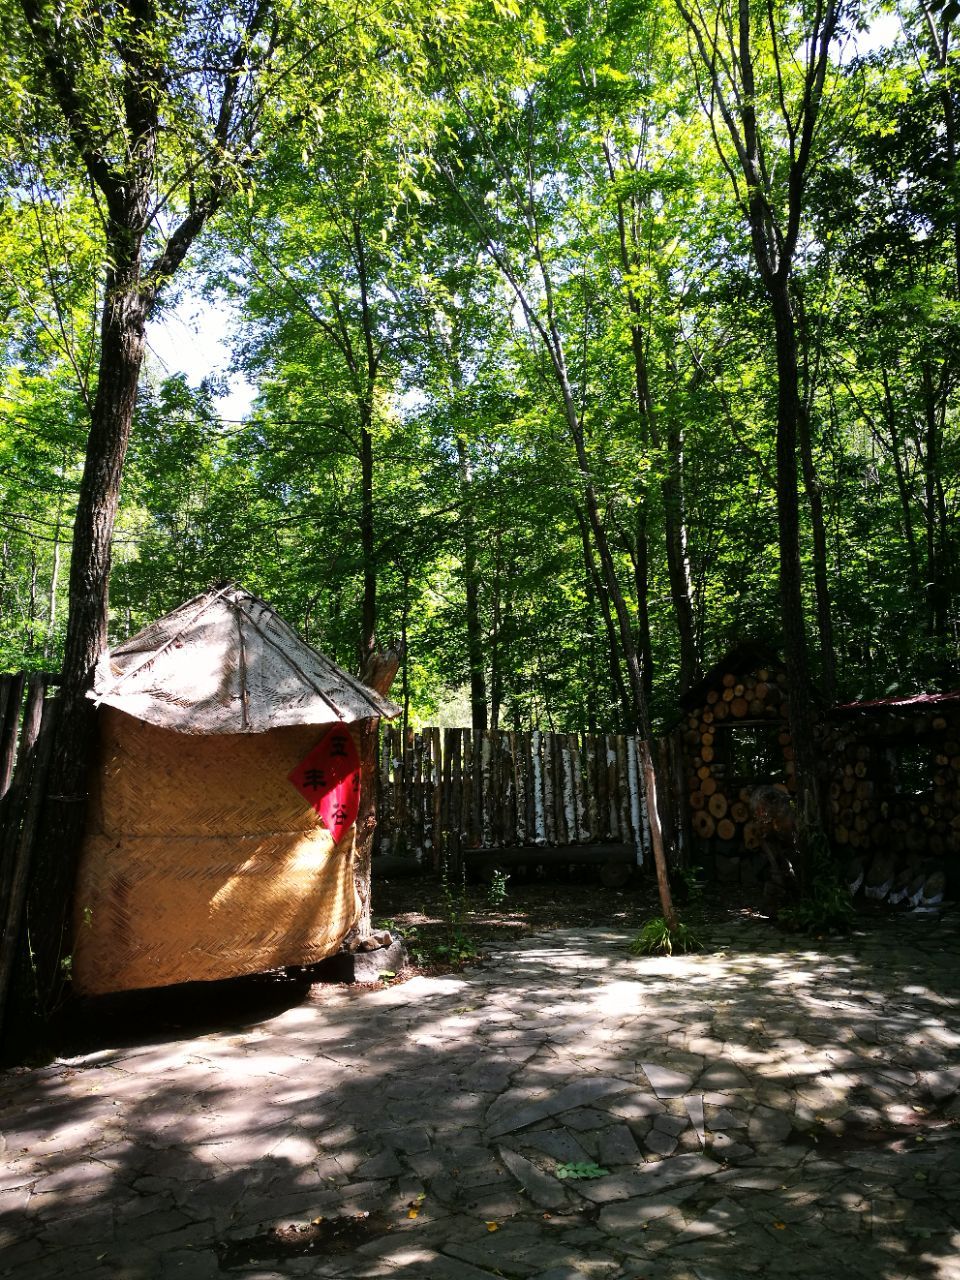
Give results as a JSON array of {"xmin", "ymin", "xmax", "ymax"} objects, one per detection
[{"xmin": 375, "ymin": 725, "xmax": 689, "ymax": 869}]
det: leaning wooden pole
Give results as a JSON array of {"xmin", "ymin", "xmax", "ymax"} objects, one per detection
[
  {"xmin": 0, "ymin": 677, "xmax": 47, "ymax": 939},
  {"xmin": 0, "ymin": 680, "xmax": 59, "ymax": 1049},
  {"xmin": 0, "ymin": 673, "xmax": 27, "ymax": 803}
]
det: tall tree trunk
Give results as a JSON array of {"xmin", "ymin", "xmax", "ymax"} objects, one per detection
[
  {"xmin": 354, "ymin": 216, "xmax": 380, "ymax": 660},
  {"xmin": 876, "ymin": 369, "xmax": 921, "ymax": 585},
  {"xmin": 922, "ymin": 364, "xmax": 941, "ymax": 648},
  {"xmin": 18, "ymin": 246, "xmax": 151, "ymax": 1021},
  {"xmin": 457, "ymin": 435, "xmax": 487, "ymax": 732},
  {"xmin": 660, "ymin": 417, "xmax": 700, "ymax": 695},
  {"xmin": 770, "ymin": 278, "xmax": 823, "ymax": 887},
  {"xmin": 8, "ymin": 0, "xmax": 276, "ymax": 1041},
  {"xmin": 400, "ymin": 578, "xmax": 410, "ymax": 738},
  {"xmin": 26, "ymin": 548, "xmax": 37, "ymax": 656},
  {"xmin": 0, "ymin": 538, "xmax": 9, "ymax": 625},
  {"xmin": 559, "ymin": 392, "xmax": 675, "ymax": 926},
  {"xmin": 614, "ymin": 192, "xmax": 700, "ymax": 694},
  {"xmin": 622, "ymin": 508, "xmax": 654, "ymax": 704},
  {"xmin": 43, "ymin": 486, "xmax": 64, "ymax": 661},
  {"xmin": 490, "ymin": 568, "xmax": 502, "ymax": 732},
  {"xmin": 577, "ymin": 505, "xmax": 632, "ymax": 725},
  {"xmin": 353, "ymin": 717, "xmax": 380, "ymax": 939},
  {"xmin": 919, "ymin": 2, "xmax": 960, "ymax": 295},
  {"xmin": 355, "ymin": 644, "xmax": 403, "ymax": 938},
  {"xmin": 677, "ymin": 0, "xmax": 839, "ymax": 897},
  {"xmin": 796, "ymin": 408, "xmax": 835, "ymax": 702},
  {"xmin": 582, "ymin": 554, "xmax": 599, "ymax": 735},
  {"xmin": 796, "ymin": 300, "xmax": 836, "ymax": 702},
  {"xmin": 581, "ymin": 471, "xmax": 677, "ymax": 929},
  {"xmin": 359, "ymin": 410, "xmax": 376, "ymax": 657},
  {"xmin": 920, "ymin": 363, "xmax": 955, "ymax": 683}
]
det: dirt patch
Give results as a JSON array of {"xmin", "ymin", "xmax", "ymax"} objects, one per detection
[
  {"xmin": 217, "ymin": 1212, "xmax": 393, "ymax": 1269},
  {"xmin": 371, "ymin": 865, "xmax": 755, "ymax": 967},
  {"xmin": 375, "ymin": 867, "xmax": 656, "ymax": 930}
]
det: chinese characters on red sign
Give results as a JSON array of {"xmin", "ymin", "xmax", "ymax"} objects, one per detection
[{"xmin": 289, "ymin": 726, "xmax": 361, "ymax": 843}]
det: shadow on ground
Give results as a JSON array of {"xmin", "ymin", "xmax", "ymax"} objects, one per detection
[{"xmin": 1, "ymin": 905, "xmax": 959, "ymax": 1280}]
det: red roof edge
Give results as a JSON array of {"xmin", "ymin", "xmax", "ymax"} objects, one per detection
[{"xmin": 832, "ymin": 689, "xmax": 960, "ymax": 715}]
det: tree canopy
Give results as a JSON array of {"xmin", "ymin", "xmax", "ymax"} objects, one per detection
[{"xmin": 2, "ymin": 0, "xmax": 958, "ymax": 727}]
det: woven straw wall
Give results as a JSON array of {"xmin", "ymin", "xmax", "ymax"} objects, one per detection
[{"xmin": 72, "ymin": 708, "xmax": 360, "ymax": 995}]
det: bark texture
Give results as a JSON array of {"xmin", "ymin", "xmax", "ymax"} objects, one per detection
[
  {"xmin": 13, "ymin": 0, "xmax": 274, "ymax": 1022},
  {"xmin": 677, "ymin": 0, "xmax": 841, "ymax": 889},
  {"xmin": 23, "ymin": 241, "xmax": 153, "ymax": 1019},
  {"xmin": 457, "ymin": 435, "xmax": 488, "ymax": 732}
]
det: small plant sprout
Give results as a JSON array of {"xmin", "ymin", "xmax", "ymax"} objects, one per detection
[{"xmin": 486, "ymin": 867, "xmax": 509, "ymax": 907}]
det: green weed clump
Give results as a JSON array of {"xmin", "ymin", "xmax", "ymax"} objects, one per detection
[
  {"xmin": 779, "ymin": 836, "xmax": 854, "ymax": 935},
  {"xmin": 630, "ymin": 916, "xmax": 703, "ymax": 957},
  {"xmin": 778, "ymin": 881, "xmax": 853, "ymax": 934}
]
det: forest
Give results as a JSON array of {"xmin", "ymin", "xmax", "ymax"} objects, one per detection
[
  {"xmin": 1, "ymin": 0, "xmax": 957, "ymax": 737},
  {"xmin": 4, "ymin": 7, "xmax": 960, "ymax": 1259}
]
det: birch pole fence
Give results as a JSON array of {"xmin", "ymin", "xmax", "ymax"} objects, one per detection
[{"xmin": 375, "ymin": 725, "xmax": 688, "ymax": 870}]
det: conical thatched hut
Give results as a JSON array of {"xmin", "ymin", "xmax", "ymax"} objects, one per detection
[{"xmin": 72, "ymin": 584, "xmax": 400, "ymax": 996}]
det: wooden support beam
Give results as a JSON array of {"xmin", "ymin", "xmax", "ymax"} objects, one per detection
[{"xmin": 464, "ymin": 843, "xmax": 635, "ymax": 866}]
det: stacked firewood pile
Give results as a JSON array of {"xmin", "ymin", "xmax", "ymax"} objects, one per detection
[
  {"xmin": 820, "ymin": 704, "xmax": 957, "ymax": 906},
  {"xmin": 682, "ymin": 653, "xmax": 956, "ymax": 904},
  {"xmin": 683, "ymin": 667, "xmax": 794, "ymax": 855}
]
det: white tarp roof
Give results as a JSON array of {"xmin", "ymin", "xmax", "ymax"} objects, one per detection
[{"xmin": 89, "ymin": 584, "xmax": 400, "ymax": 734}]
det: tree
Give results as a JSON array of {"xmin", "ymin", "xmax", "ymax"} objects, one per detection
[
  {"xmin": 395, "ymin": 247, "xmax": 498, "ymax": 733},
  {"xmin": 433, "ymin": 4, "xmax": 680, "ymax": 925},
  {"xmin": 570, "ymin": 5, "xmax": 705, "ymax": 695},
  {"xmin": 676, "ymin": 0, "xmax": 850, "ymax": 882},
  {"xmin": 2, "ymin": 0, "xmax": 374, "ymax": 1017},
  {"xmin": 811, "ymin": 2, "xmax": 960, "ymax": 686},
  {"xmin": 0, "ymin": 150, "xmax": 101, "ymax": 668},
  {"xmin": 212, "ymin": 112, "xmax": 413, "ymax": 660}
]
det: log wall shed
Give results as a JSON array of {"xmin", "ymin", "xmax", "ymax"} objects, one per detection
[
  {"xmin": 72, "ymin": 585, "xmax": 399, "ymax": 996},
  {"xmin": 819, "ymin": 691, "xmax": 959, "ymax": 906},
  {"xmin": 679, "ymin": 644, "xmax": 798, "ymax": 886}
]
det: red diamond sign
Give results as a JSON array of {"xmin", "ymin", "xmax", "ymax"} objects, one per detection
[{"xmin": 289, "ymin": 726, "xmax": 361, "ymax": 844}]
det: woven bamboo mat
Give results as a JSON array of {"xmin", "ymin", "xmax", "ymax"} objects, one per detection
[{"xmin": 73, "ymin": 709, "xmax": 360, "ymax": 995}]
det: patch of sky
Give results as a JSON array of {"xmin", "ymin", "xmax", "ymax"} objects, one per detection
[
  {"xmin": 146, "ymin": 292, "xmax": 255, "ymax": 422},
  {"xmin": 842, "ymin": 7, "xmax": 901, "ymax": 63}
]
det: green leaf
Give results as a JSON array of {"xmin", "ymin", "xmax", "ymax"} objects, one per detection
[{"xmin": 555, "ymin": 1162, "xmax": 610, "ymax": 1180}]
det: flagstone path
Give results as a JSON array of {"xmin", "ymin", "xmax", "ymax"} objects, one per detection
[{"xmin": 2, "ymin": 910, "xmax": 960, "ymax": 1280}]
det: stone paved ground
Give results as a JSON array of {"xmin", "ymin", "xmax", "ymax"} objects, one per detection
[{"xmin": 2, "ymin": 911, "xmax": 960, "ymax": 1280}]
